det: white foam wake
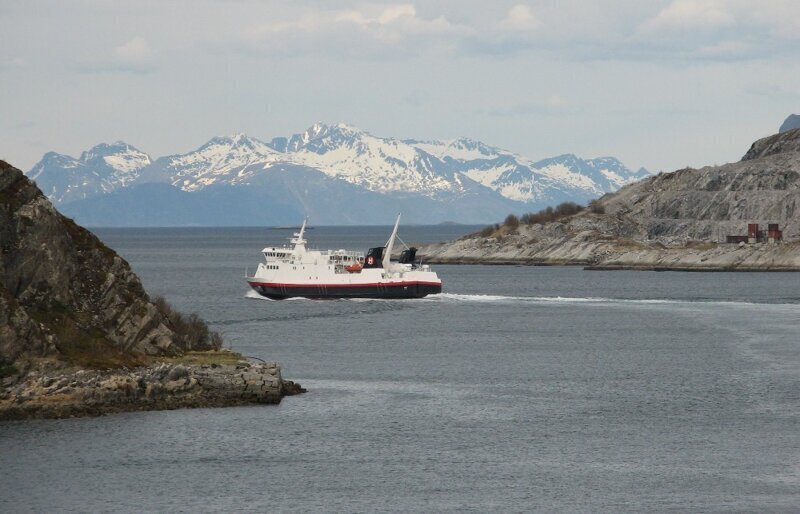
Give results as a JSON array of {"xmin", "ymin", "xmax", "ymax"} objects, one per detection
[
  {"xmin": 426, "ymin": 293, "xmax": 795, "ymax": 308},
  {"xmin": 243, "ymin": 290, "xmax": 797, "ymax": 308},
  {"xmin": 243, "ymin": 290, "xmax": 307, "ymax": 301}
]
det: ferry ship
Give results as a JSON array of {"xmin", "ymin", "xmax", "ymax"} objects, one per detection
[{"xmin": 246, "ymin": 215, "xmax": 442, "ymax": 300}]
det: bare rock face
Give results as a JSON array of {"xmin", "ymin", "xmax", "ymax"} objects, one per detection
[
  {"xmin": 779, "ymin": 114, "xmax": 800, "ymax": 134},
  {"xmin": 742, "ymin": 128, "xmax": 800, "ymax": 161},
  {"xmin": 601, "ymin": 128, "xmax": 800, "ymax": 242},
  {"xmin": 419, "ymin": 128, "xmax": 800, "ymax": 270},
  {"xmin": 0, "ymin": 161, "xmax": 215, "ymax": 369}
]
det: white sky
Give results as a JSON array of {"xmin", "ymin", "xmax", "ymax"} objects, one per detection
[{"xmin": 2, "ymin": 0, "xmax": 799, "ymax": 172}]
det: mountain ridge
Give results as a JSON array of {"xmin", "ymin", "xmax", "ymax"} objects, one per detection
[{"xmin": 27, "ymin": 123, "xmax": 650, "ymax": 226}]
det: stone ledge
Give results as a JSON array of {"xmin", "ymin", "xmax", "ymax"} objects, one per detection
[{"xmin": 0, "ymin": 360, "xmax": 305, "ymax": 421}]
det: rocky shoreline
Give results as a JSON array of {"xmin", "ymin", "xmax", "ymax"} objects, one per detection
[
  {"xmin": 0, "ymin": 353, "xmax": 305, "ymax": 421},
  {"xmin": 419, "ymin": 237, "xmax": 800, "ymax": 271}
]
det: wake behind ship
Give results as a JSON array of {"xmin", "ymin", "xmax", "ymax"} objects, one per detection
[{"xmin": 246, "ymin": 216, "xmax": 442, "ymax": 299}]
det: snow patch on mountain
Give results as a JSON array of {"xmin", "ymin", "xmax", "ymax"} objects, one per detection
[
  {"xmin": 536, "ymin": 163, "xmax": 598, "ymax": 192},
  {"xmin": 155, "ymin": 134, "xmax": 282, "ymax": 191},
  {"xmin": 27, "ymin": 142, "xmax": 151, "ymax": 204},
  {"xmin": 277, "ymin": 124, "xmax": 461, "ymax": 197},
  {"xmin": 406, "ymin": 138, "xmax": 503, "ymax": 161}
]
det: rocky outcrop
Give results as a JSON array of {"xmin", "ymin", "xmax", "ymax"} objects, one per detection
[
  {"xmin": 0, "ymin": 356, "xmax": 305, "ymax": 420},
  {"xmin": 780, "ymin": 114, "xmax": 800, "ymax": 134},
  {"xmin": 419, "ymin": 129, "xmax": 800, "ymax": 271},
  {"xmin": 0, "ymin": 160, "xmax": 303, "ymax": 418},
  {"xmin": 741, "ymin": 128, "xmax": 800, "ymax": 161},
  {"xmin": 1, "ymin": 160, "xmax": 209, "ymax": 366}
]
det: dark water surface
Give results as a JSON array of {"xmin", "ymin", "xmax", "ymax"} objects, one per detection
[{"xmin": 2, "ymin": 226, "xmax": 799, "ymax": 512}]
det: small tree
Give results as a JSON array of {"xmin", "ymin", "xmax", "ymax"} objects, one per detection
[
  {"xmin": 555, "ymin": 202, "xmax": 583, "ymax": 217},
  {"xmin": 504, "ymin": 214, "xmax": 520, "ymax": 229}
]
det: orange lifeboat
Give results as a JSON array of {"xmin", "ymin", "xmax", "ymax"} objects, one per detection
[{"xmin": 345, "ymin": 263, "xmax": 362, "ymax": 273}]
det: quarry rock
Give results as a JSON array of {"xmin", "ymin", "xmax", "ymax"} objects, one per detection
[{"xmin": 419, "ymin": 129, "xmax": 800, "ymax": 271}]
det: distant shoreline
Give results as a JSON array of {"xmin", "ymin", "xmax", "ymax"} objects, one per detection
[
  {"xmin": 419, "ymin": 240, "xmax": 800, "ymax": 272},
  {"xmin": 422, "ymin": 258, "xmax": 800, "ymax": 272}
]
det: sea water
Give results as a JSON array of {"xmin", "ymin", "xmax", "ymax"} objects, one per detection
[{"xmin": 1, "ymin": 226, "xmax": 799, "ymax": 512}]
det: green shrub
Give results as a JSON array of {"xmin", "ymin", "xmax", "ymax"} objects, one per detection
[
  {"xmin": 520, "ymin": 202, "xmax": 585, "ymax": 225},
  {"xmin": 153, "ymin": 296, "xmax": 223, "ymax": 351}
]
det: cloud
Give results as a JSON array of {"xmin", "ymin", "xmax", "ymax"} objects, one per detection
[
  {"xmin": 233, "ymin": 4, "xmax": 469, "ymax": 58},
  {"xmin": 623, "ymin": 0, "xmax": 800, "ymax": 61},
  {"xmin": 640, "ymin": 0, "xmax": 736, "ymax": 33},
  {"xmin": 497, "ymin": 4, "xmax": 541, "ymax": 32},
  {"xmin": 113, "ymin": 37, "xmax": 153, "ymax": 67},
  {"xmin": 79, "ymin": 36, "xmax": 156, "ymax": 73},
  {"xmin": 193, "ymin": 2, "xmax": 800, "ymax": 63}
]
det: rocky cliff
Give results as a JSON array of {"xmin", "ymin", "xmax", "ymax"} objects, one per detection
[
  {"xmin": 0, "ymin": 160, "xmax": 302, "ymax": 418},
  {"xmin": 780, "ymin": 114, "xmax": 800, "ymax": 134},
  {"xmin": 419, "ymin": 129, "xmax": 800, "ymax": 271},
  {"xmin": 1, "ymin": 160, "xmax": 215, "ymax": 367}
]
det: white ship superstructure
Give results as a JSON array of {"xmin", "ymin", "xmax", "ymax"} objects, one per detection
[{"xmin": 246, "ymin": 215, "xmax": 442, "ymax": 299}]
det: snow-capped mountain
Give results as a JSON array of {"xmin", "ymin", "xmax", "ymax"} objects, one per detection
[
  {"xmin": 269, "ymin": 123, "xmax": 463, "ymax": 197},
  {"xmin": 141, "ymin": 133, "xmax": 282, "ymax": 191},
  {"xmin": 533, "ymin": 154, "xmax": 650, "ymax": 195},
  {"xmin": 406, "ymin": 137, "xmax": 504, "ymax": 161},
  {"xmin": 27, "ymin": 123, "xmax": 650, "ymax": 226},
  {"xmin": 28, "ymin": 142, "xmax": 151, "ymax": 204}
]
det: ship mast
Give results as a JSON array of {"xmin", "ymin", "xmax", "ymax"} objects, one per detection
[
  {"xmin": 383, "ymin": 213, "xmax": 401, "ymax": 269},
  {"xmin": 291, "ymin": 218, "xmax": 308, "ymax": 254}
]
